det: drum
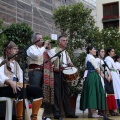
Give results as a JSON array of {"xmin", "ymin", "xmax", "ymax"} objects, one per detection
[{"xmin": 63, "ymin": 67, "xmax": 78, "ymax": 81}]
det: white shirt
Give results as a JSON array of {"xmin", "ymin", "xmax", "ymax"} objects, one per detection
[
  {"xmin": 96, "ymin": 58, "xmax": 104, "ymax": 68},
  {"xmin": 86, "ymin": 54, "xmax": 98, "ymax": 69},
  {"xmin": 0, "ymin": 59, "xmax": 23, "ymax": 87},
  {"xmin": 115, "ymin": 62, "xmax": 120, "ymax": 71},
  {"xmin": 47, "ymin": 48, "xmax": 72, "ymax": 67},
  {"xmin": 105, "ymin": 56, "xmax": 117, "ymax": 70},
  {"xmin": 27, "ymin": 45, "xmax": 46, "ymax": 60}
]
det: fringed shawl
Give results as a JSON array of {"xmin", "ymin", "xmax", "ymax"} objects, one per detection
[{"xmin": 43, "ymin": 52, "xmax": 54, "ymax": 104}]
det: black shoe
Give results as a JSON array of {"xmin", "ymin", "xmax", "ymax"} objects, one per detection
[
  {"xmin": 66, "ymin": 114, "xmax": 79, "ymax": 118},
  {"xmin": 54, "ymin": 116, "xmax": 63, "ymax": 120}
]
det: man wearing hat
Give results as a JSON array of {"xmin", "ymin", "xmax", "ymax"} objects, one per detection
[{"xmin": 0, "ymin": 41, "xmax": 43, "ymax": 120}]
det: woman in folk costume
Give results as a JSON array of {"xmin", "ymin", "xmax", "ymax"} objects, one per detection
[
  {"xmin": 96, "ymin": 49, "xmax": 118, "ymax": 116},
  {"xmin": 114, "ymin": 54, "xmax": 120, "ymax": 111},
  {"xmin": 114, "ymin": 54, "xmax": 120, "ymax": 72},
  {"xmin": 0, "ymin": 41, "xmax": 43, "ymax": 120},
  {"xmin": 80, "ymin": 46, "xmax": 106, "ymax": 118},
  {"xmin": 105, "ymin": 48, "xmax": 120, "ymax": 113}
]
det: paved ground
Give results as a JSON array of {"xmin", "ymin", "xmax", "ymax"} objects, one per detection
[{"xmin": 40, "ymin": 95, "xmax": 120, "ymax": 120}]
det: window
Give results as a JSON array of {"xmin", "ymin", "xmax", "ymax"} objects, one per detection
[
  {"xmin": 103, "ymin": 20, "xmax": 119, "ymax": 29},
  {"xmin": 103, "ymin": 2, "xmax": 119, "ymax": 19},
  {"xmin": 103, "ymin": 2, "xmax": 119, "ymax": 29}
]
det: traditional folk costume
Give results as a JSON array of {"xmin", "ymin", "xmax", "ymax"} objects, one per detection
[
  {"xmin": 115, "ymin": 61, "xmax": 120, "ymax": 74},
  {"xmin": 27, "ymin": 44, "xmax": 54, "ymax": 120},
  {"xmin": 105, "ymin": 56, "xmax": 120, "ymax": 109},
  {"xmin": 0, "ymin": 41, "xmax": 43, "ymax": 120},
  {"xmin": 96, "ymin": 58, "xmax": 117, "ymax": 111},
  {"xmin": 27, "ymin": 45, "xmax": 45, "ymax": 87},
  {"xmin": 80, "ymin": 54, "xmax": 106, "ymax": 111},
  {"xmin": 115, "ymin": 61, "xmax": 120, "ymax": 109},
  {"xmin": 47, "ymin": 47, "xmax": 76, "ymax": 118},
  {"xmin": 27, "ymin": 45, "xmax": 54, "ymax": 104},
  {"xmin": 43, "ymin": 52, "xmax": 54, "ymax": 104}
]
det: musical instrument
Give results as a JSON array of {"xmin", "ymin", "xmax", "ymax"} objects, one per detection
[{"xmin": 63, "ymin": 67, "xmax": 79, "ymax": 81}]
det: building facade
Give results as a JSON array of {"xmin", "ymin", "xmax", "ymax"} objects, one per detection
[
  {"xmin": 97, "ymin": 0, "xmax": 120, "ymax": 30},
  {"xmin": 77, "ymin": 0, "xmax": 97, "ymax": 24},
  {"xmin": 0, "ymin": 0, "xmax": 96, "ymax": 35},
  {"xmin": 0, "ymin": 0, "xmax": 78, "ymax": 35}
]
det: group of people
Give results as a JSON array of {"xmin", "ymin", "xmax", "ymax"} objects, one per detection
[
  {"xmin": 1, "ymin": 32, "xmax": 120, "ymax": 120},
  {"xmin": 0, "ymin": 33, "xmax": 78, "ymax": 120},
  {"xmin": 80, "ymin": 46, "xmax": 120, "ymax": 118}
]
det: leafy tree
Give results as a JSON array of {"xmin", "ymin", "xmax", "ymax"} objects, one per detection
[
  {"xmin": 1, "ymin": 22, "xmax": 34, "ymax": 68},
  {"xmin": 4, "ymin": 22, "xmax": 33, "ymax": 49},
  {"xmin": 43, "ymin": 35, "xmax": 57, "ymax": 48},
  {"xmin": 101, "ymin": 27, "xmax": 120, "ymax": 53},
  {"xmin": 53, "ymin": 2, "xmax": 120, "ymax": 96},
  {"xmin": 0, "ymin": 20, "xmax": 7, "ymax": 55},
  {"xmin": 53, "ymin": 2, "xmax": 101, "ymax": 95}
]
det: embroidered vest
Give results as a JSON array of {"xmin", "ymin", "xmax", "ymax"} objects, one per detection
[
  {"xmin": 53, "ymin": 47, "xmax": 70, "ymax": 68},
  {"xmin": 27, "ymin": 45, "xmax": 43, "ymax": 65},
  {"xmin": 0, "ymin": 57, "xmax": 20, "ymax": 81}
]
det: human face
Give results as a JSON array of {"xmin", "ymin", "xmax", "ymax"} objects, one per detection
[
  {"xmin": 99, "ymin": 49, "xmax": 105, "ymax": 58},
  {"xmin": 89, "ymin": 47, "xmax": 96, "ymax": 56},
  {"xmin": 7, "ymin": 47, "xmax": 19, "ymax": 58},
  {"xmin": 35, "ymin": 34, "xmax": 43, "ymax": 47},
  {"xmin": 58, "ymin": 37, "xmax": 68, "ymax": 49},
  {"xmin": 108, "ymin": 49, "xmax": 115, "ymax": 57},
  {"xmin": 117, "ymin": 57, "xmax": 120, "ymax": 63}
]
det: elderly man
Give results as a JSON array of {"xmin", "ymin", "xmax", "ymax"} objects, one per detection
[
  {"xmin": 0, "ymin": 41, "xmax": 43, "ymax": 120},
  {"xmin": 27, "ymin": 33, "xmax": 50, "ymax": 87},
  {"xmin": 27, "ymin": 33, "xmax": 51, "ymax": 120},
  {"xmin": 47, "ymin": 35, "xmax": 78, "ymax": 120}
]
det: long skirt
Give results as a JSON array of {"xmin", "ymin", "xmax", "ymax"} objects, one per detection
[
  {"xmin": 105, "ymin": 80, "xmax": 117, "ymax": 110},
  {"xmin": 111, "ymin": 71, "xmax": 120, "ymax": 99},
  {"xmin": 80, "ymin": 71, "xmax": 106, "ymax": 110}
]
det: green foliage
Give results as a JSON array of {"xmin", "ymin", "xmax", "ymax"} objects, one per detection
[
  {"xmin": 53, "ymin": 2, "xmax": 120, "ymax": 96},
  {"xmin": 101, "ymin": 27, "xmax": 120, "ymax": 53},
  {"xmin": 53, "ymin": 2, "xmax": 95, "ymax": 39},
  {"xmin": 43, "ymin": 35, "xmax": 57, "ymax": 47},
  {"xmin": 53, "ymin": 2, "xmax": 98, "ymax": 96},
  {"xmin": 0, "ymin": 22, "xmax": 33, "ymax": 67},
  {"xmin": 4, "ymin": 22, "xmax": 33, "ymax": 49},
  {"xmin": 0, "ymin": 20, "xmax": 7, "ymax": 55}
]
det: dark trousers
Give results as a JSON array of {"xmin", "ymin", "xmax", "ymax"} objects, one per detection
[
  {"xmin": 54, "ymin": 71, "xmax": 72, "ymax": 117},
  {"xmin": 28, "ymin": 70, "xmax": 43, "ymax": 87},
  {"xmin": 0, "ymin": 85, "xmax": 43, "ymax": 99},
  {"xmin": 0, "ymin": 85, "xmax": 43, "ymax": 119}
]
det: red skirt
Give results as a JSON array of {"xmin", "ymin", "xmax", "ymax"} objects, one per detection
[{"xmin": 107, "ymin": 94, "xmax": 117, "ymax": 110}]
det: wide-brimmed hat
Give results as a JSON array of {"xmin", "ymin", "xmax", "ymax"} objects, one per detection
[{"xmin": 4, "ymin": 41, "xmax": 18, "ymax": 50}]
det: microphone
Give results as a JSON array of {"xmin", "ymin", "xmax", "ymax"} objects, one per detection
[
  {"xmin": 45, "ymin": 48, "xmax": 66, "ymax": 63},
  {"xmin": 53, "ymin": 48, "xmax": 66, "ymax": 58},
  {"xmin": 33, "ymin": 39, "xmax": 40, "ymax": 44},
  {"xmin": 0, "ymin": 39, "xmax": 41, "ymax": 67},
  {"xmin": 0, "ymin": 59, "xmax": 7, "ymax": 67}
]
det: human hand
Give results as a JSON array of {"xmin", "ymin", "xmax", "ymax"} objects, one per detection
[
  {"xmin": 106, "ymin": 76, "xmax": 111, "ymax": 82},
  {"xmin": 44, "ymin": 40, "xmax": 51, "ymax": 49},
  {"xmin": 101, "ymin": 73, "xmax": 104, "ymax": 78},
  {"xmin": 9, "ymin": 81, "xmax": 22, "ymax": 94}
]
